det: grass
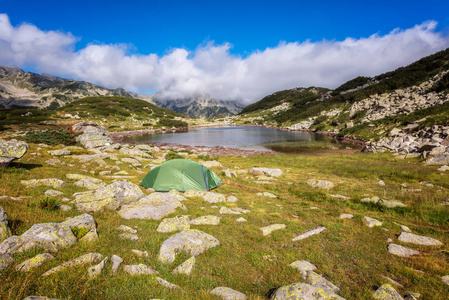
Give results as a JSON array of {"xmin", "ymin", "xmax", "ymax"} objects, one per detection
[{"xmin": 0, "ymin": 143, "xmax": 448, "ymax": 299}]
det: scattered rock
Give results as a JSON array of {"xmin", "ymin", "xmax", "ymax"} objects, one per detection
[
  {"xmin": 42, "ymin": 253, "xmax": 103, "ymax": 276},
  {"xmin": 256, "ymin": 192, "xmax": 277, "ymax": 198},
  {"xmin": 307, "ymin": 271, "xmax": 340, "ymax": 293},
  {"xmin": 227, "ymin": 196, "xmax": 238, "ymax": 203},
  {"xmin": 21, "ymin": 223, "xmax": 76, "ymax": 249},
  {"xmin": 0, "ymin": 253, "xmax": 13, "ymax": 271},
  {"xmin": 116, "ymin": 225, "xmax": 137, "ymax": 234},
  {"xmin": 15, "ymin": 253, "xmax": 55, "ymax": 272},
  {"xmin": 184, "ymin": 190, "xmax": 207, "ymax": 198},
  {"xmin": 158, "ymin": 229, "xmax": 220, "ymax": 263},
  {"xmin": 399, "ymin": 225, "xmax": 411, "ymax": 233},
  {"xmin": 398, "ymin": 232, "xmax": 443, "ymax": 246},
  {"xmin": 156, "ymin": 277, "xmax": 180, "ymax": 289},
  {"xmin": 118, "ymin": 192, "xmax": 186, "ymax": 220},
  {"xmin": 307, "ymin": 179, "xmax": 335, "ymax": 189},
  {"xmin": 329, "ymin": 194, "xmax": 351, "ymax": 200},
  {"xmin": 0, "ymin": 139, "xmax": 28, "ymax": 167},
  {"xmin": 21, "ymin": 178, "xmax": 65, "ymax": 189},
  {"xmin": 203, "ymin": 192, "xmax": 227, "ymax": 203},
  {"xmin": 202, "ymin": 161, "xmax": 222, "ymax": 168},
  {"xmin": 74, "ymin": 179, "xmax": 103, "ymax": 190},
  {"xmin": 173, "ymin": 256, "xmax": 195, "ymax": 275},
  {"xmin": 131, "ymin": 249, "xmax": 149, "ymax": 257},
  {"xmin": 119, "ymin": 233, "xmax": 139, "ymax": 241},
  {"xmin": 44, "ymin": 189, "xmax": 63, "ymax": 197},
  {"xmin": 47, "ymin": 149, "xmax": 71, "ymax": 156},
  {"xmin": 190, "ymin": 215, "xmax": 220, "ymax": 225},
  {"xmin": 372, "ymin": 284, "xmax": 404, "ymax": 300},
  {"xmin": 23, "ymin": 296, "xmax": 60, "ymax": 300},
  {"xmin": 236, "ymin": 217, "xmax": 247, "ymax": 222},
  {"xmin": 339, "ymin": 213, "xmax": 353, "ymax": 219},
  {"xmin": 210, "ymin": 287, "xmax": 247, "ymax": 300},
  {"xmin": 58, "ymin": 205, "xmax": 72, "ymax": 211},
  {"xmin": 123, "ymin": 263, "xmax": 158, "ymax": 275},
  {"xmin": 292, "ymin": 227, "xmax": 326, "ymax": 241},
  {"xmin": 249, "ymin": 167, "xmax": 282, "ymax": 177},
  {"xmin": 111, "ymin": 255, "xmax": 123, "ymax": 274},
  {"xmin": 157, "ymin": 215, "xmax": 190, "ymax": 233},
  {"xmin": 269, "ymin": 282, "xmax": 345, "ymax": 300},
  {"xmin": 363, "ymin": 216, "xmax": 383, "ymax": 228},
  {"xmin": 289, "ymin": 260, "xmax": 317, "ymax": 279},
  {"xmin": 88, "ymin": 257, "xmax": 108, "ymax": 278},
  {"xmin": 223, "ymin": 169, "xmax": 238, "ymax": 178},
  {"xmin": 260, "ymin": 224, "xmax": 286, "ymax": 236},
  {"xmin": 73, "ymin": 121, "xmax": 113, "ymax": 149},
  {"xmin": 388, "ymin": 244, "xmax": 420, "ymax": 257},
  {"xmin": 0, "ymin": 205, "xmax": 12, "ymax": 242},
  {"xmin": 426, "ymin": 153, "xmax": 449, "ymax": 165},
  {"xmin": 442, "ymin": 275, "xmax": 449, "ymax": 286},
  {"xmin": 62, "ymin": 213, "xmax": 98, "ymax": 243}
]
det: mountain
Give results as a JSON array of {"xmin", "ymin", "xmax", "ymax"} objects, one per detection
[
  {"xmin": 236, "ymin": 48, "xmax": 449, "ymax": 152},
  {"xmin": 0, "ymin": 66, "xmax": 142, "ymax": 109},
  {"xmin": 154, "ymin": 94, "xmax": 245, "ymax": 118}
]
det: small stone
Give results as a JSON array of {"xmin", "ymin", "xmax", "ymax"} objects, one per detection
[
  {"xmin": 123, "ymin": 264, "xmax": 158, "ymax": 275},
  {"xmin": 219, "ymin": 207, "xmax": 241, "ymax": 215},
  {"xmin": 260, "ymin": 224, "xmax": 286, "ymax": 236},
  {"xmin": 203, "ymin": 192, "xmax": 227, "ymax": 203},
  {"xmin": 292, "ymin": 227, "xmax": 326, "ymax": 241},
  {"xmin": 289, "ymin": 260, "xmax": 317, "ymax": 279},
  {"xmin": 339, "ymin": 213, "xmax": 353, "ymax": 219},
  {"xmin": 0, "ymin": 253, "xmax": 13, "ymax": 271},
  {"xmin": 307, "ymin": 179, "xmax": 335, "ymax": 189},
  {"xmin": 173, "ymin": 256, "xmax": 195, "ymax": 275},
  {"xmin": 388, "ymin": 244, "xmax": 420, "ymax": 257},
  {"xmin": 119, "ymin": 233, "xmax": 139, "ymax": 241},
  {"xmin": 131, "ymin": 249, "xmax": 149, "ymax": 257},
  {"xmin": 372, "ymin": 284, "xmax": 404, "ymax": 300},
  {"xmin": 190, "ymin": 215, "xmax": 220, "ymax": 225},
  {"xmin": 42, "ymin": 253, "xmax": 103, "ymax": 276},
  {"xmin": 236, "ymin": 217, "xmax": 247, "ymax": 222},
  {"xmin": 111, "ymin": 255, "xmax": 123, "ymax": 274},
  {"xmin": 249, "ymin": 167, "xmax": 282, "ymax": 177},
  {"xmin": 363, "ymin": 216, "xmax": 383, "ymax": 228},
  {"xmin": 442, "ymin": 275, "xmax": 449, "ymax": 286},
  {"xmin": 117, "ymin": 225, "xmax": 137, "ymax": 234},
  {"xmin": 398, "ymin": 232, "xmax": 443, "ymax": 246},
  {"xmin": 21, "ymin": 179, "xmax": 66, "ymax": 189},
  {"xmin": 44, "ymin": 189, "xmax": 63, "ymax": 197},
  {"xmin": 256, "ymin": 192, "xmax": 277, "ymax": 198},
  {"xmin": 99, "ymin": 170, "xmax": 112, "ymax": 176},
  {"xmin": 48, "ymin": 149, "xmax": 71, "ymax": 156},
  {"xmin": 59, "ymin": 205, "xmax": 72, "ymax": 211},
  {"xmin": 23, "ymin": 297, "xmax": 60, "ymax": 300},
  {"xmin": 210, "ymin": 287, "xmax": 247, "ymax": 300},
  {"xmin": 400, "ymin": 225, "xmax": 411, "ymax": 232},
  {"xmin": 156, "ymin": 277, "xmax": 180, "ymax": 289},
  {"xmin": 227, "ymin": 196, "xmax": 238, "ymax": 202},
  {"xmin": 329, "ymin": 194, "xmax": 350, "ymax": 200},
  {"xmin": 15, "ymin": 253, "xmax": 55, "ymax": 272},
  {"xmin": 88, "ymin": 257, "xmax": 108, "ymax": 278}
]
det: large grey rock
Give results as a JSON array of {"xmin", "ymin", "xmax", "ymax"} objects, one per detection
[
  {"xmin": 158, "ymin": 229, "xmax": 220, "ymax": 263},
  {"xmin": 249, "ymin": 167, "xmax": 283, "ymax": 177},
  {"xmin": 269, "ymin": 282, "xmax": 345, "ymax": 299},
  {"xmin": 157, "ymin": 215, "xmax": 190, "ymax": 233},
  {"xmin": 120, "ymin": 147, "xmax": 151, "ymax": 158},
  {"xmin": 73, "ymin": 122, "xmax": 113, "ymax": 149},
  {"xmin": 289, "ymin": 260, "xmax": 317, "ymax": 279},
  {"xmin": 372, "ymin": 284, "xmax": 404, "ymax": 300},
  {"xmin": 0, "ymin": 206, "xmax": 12, "ymax": 242},
  {"xmin": 62, "ymin": 214, "xmax": 98, "ymax": 243},
  {"xmin": 0, "ymin": 235, "xmax": 59, "ymax": 255},
  {"xmin": 426, "ymin": 152, "xmax": 449, "ymax": 165},
  {"xmin": 0, "ymin": 139, "xmax": 28, "ymax": 167},
  {"xmin": 118, "ymin": 192, "xmax": 186, "ymax": 220},
  {"xmin": 0, "ymin": 253, "xmax": 13, "ymax": 271},
  {"xmin": 210, "ymin": 287, "xmax": 247, "ymax": 300},
  {"xmin": 397, "ymin": 232, "xmax": 443, "ymax": 246},
  {"xmin": 15, "ymin": 253, "xmax": 55, "ymax": 272},
  {"xmin": 74, "ymin": 180, "xmax": 144, "ymax": 213},
  {"xmin": 21, "ymin": 223, "xmax": 76, "ymax": 249},
  {"xmin": 42, "ymin": 253, "xmax": 104, "ymax": 276},
  {"xmin": 388, "ymin": 244, "xmax": 420, "ymax": 257}
]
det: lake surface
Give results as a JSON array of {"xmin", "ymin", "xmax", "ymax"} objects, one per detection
[{"xmin": 123, "ymin": 126, "xmax": 355, "ymax": 153}]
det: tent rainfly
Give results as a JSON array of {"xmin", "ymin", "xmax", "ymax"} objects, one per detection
[{"xmin": 140, "ymin": 159, "xmax": 222, "ymax": 191}]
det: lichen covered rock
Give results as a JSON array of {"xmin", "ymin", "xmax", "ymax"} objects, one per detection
[
  {"xmin": 15, "ymin": 253, "xmax": 55, "ymax": 272},
  {"xmin": 397, "ymin": 232, "xmax": 443, "ymax": 246},
  {"xmin": 260, "ymin": 224, "xmax": 286, "ymax": 236},
  {"xmin": 372, "ymin": 283, "xmax": 404, "ymax": 300},
  {"xmin": 0, "ymin": 253, "xmax": 13, "ymax": 271},
  {"xmin": 0, "ymin": 205, "xmax": 12, "ymax": 242},
  {"xmin": 0, "ymin": 139, "xmax": 28, "ymax": 167},
  {"xmin": 190, "ymin": 215, "xmax": 220, "ymax": 226},
  {"xmin": 203, "ymin": 192, "xmax": 227, "ymax": 203},
  {"xmin": 249, "ymin": 167, "xmax": 282, "ymax": 177},
  {"xmin": 210, "ymin": 287, "xmax": 247, "ymax": 300},
  {"xmin": 270, "ymin": 282, "xmax": 345, "ymax": 299},
  {"xmin": 158, "ymin": 229, "xmax": 219, "ymax": 263},
  {"xmin": 157, "ymin": 215, "xmax": 190, "ymax": 233},
  {"xmin": 42, "ymin": 253, "xmax": 103, "ymax": 276},
  {"xmin": 21, "ymin": 178, "xmax": 65, "ymax": 189},
  {"xmin": 173, "ymin": 256, "xmax": 195, "ymax": 275},
  {"xmin": 123, "ymin": 263, "xmax": 158, "ymax": 275},
  {"xmin": 21, "ymin": 223, "xmax": 76, "ymax": 249}
]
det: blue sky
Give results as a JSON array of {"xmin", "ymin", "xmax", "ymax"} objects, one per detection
[{"xmin": 1, "ymin": 0, "xmax": 449, "ymax": 102}]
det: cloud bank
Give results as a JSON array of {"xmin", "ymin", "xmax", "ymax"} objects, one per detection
[{"xmin": 1, "ymin": 13, "xmax": 448, "ymax": 104}]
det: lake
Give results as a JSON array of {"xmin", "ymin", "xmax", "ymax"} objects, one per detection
[{"xmin": 122, "ymin": 126, "xmax": 355, "ymax": 153}]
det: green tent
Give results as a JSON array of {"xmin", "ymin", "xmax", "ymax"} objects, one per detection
[{"xmin": 140, "ymin": 159, "xmax": 222, "ymax": 191}]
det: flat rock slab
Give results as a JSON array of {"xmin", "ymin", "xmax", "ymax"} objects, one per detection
[
  {"xmin": 219, "ymin": 207, "xmax": 241, "ymax": 215},
  {"xmin": 307, "ymin": 271, "xmax": 340, "ymax": 293},
  {"xmin": 190, "ymin": 215, "xmax": 220, "ymax": 225},
  {"xmin": 156, "ymin": 277, "xmax": 180, "ymax": 289},
  {"xmin": 388, "ymin": 244, "xmax": 420, "ymax": 257},
  {"xmin": 48, "ymin": 149, "xmax": 71, "ymax": 156},
  {"xmin": 372, "ymin": 284, "xmax": 404, "ymax": 300},
  {"xmin": 307, "ymin": 179, "xmax": 335, "ymax": 189},
  {"xmin": 15, "ymin": 253, "xmax": 55, "ymax": 272},
  {"xmin": 210, "ymin": 287, "xmax": 247, "ymax": 300},
  {"xmin": 22, "ymin": 223, "xmax": 76, "ymax": 249},
  {"xmin": 398, "ymin": 232, "xmax": 443, "ymax": 246},
  {"xmin": 173, "ymin": 256, "xmax": 195, "ymax": 275},
  {"xmin": 158, "ymin": 229, "xmax": 219, "ymax": 263},
  {"xmin": 0, "ymin": 253, "xmax": 13, "ymax": 271},
  {"xmin": 119, "ymin": 233, "xmax": 139, "ymax": 241},
  {"xmin": 157, "ymin": 215, "xmax": 190, "ymax": 233},
  {"xmin": 270, "ymin": 282, "xmax": 345, "ymax": 300},
  {"xmin": 116, "ymin": 225, "xmax": 137, "ymax": 233},
  {"xmin": 292, "ymin": 227, "xmax": 326, "ymax": 241},
  {"xmin": 260, "ymin": 224, "xmax": 286, "ymax": 236},
  {"xmin": 123, "ymin": 263, "xmax": 158, "ymax": 275},
  {"xmin": 339, "ymin": 214, "xmax": 353, "ymax": 219},
  {"xmin": 118, "ymin": 192, "xmax": 186, "ymax": 220},
  {"xmin": 289, "ymin": 260, "xmax": 317, "ymax": 279},
  {"xmin": 256, "ymin": 192, "xmax": 277, "ymax": 198},
  {"xmin": 249, "ymin": 167, "xmax": 282, "ymax": 177},
  {"xmin": 363, "ymin": 216, "xmax": 383, "ymax": 228},
  {"xmin": 21, "ymin": 179, "xmax": 65, "ymax": 189},
  {"xmin": 203, "ymin": 192, "xmax": 227, "ymax": 203},
  {"xmin": 74, "ymin": 180, "xmax": 144, "ymax": 213},
  {"xmin": 42, "ymin": 253, "xmax": 103, "ymax": 276}
]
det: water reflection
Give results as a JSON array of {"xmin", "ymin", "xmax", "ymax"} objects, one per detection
[{"xmin": 122, "ymin": 126, "xmax": 353, "ymax": 153}]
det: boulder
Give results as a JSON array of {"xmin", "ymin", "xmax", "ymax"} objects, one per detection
[
  {"xmin": 42, "ymin": 253, "xmax": 104, "ymax": 276},
  {"xmin": 397, "ymin": 232, "xmax": 443, "ymax": 246},
  {"xmin": 158, "ymin": 229, "xmax": 220, "ymax": 263},
  {"xmin": 62, "ymin": 214, "xmax": 98, "ymax": 243},
  {"xmin": 0, "ymin": 139, "xmax": 28, "ymax": 167},
  {"xmin": 73, "ymin": 122, "xmax": 113, "ymax": 149},
  {"xmin": 74, "ymin": 180, "xmax": 144, "ymax": 213},
  {"xmin": 426, "ymin": 152, "xmax": 449, "ymax": 165},
  {"xmin": 15, "ymin": 253, "xmax": 55, "ymax": 272},
  {"xmin": 0, "ymin": 235, "xmax": 59, "ymax": 255},
  {"xmin": 157, "ymin": 215, "xmax": 190, "ymax": 233},
  {"xmin": 388, "ymin": 244, "xmax": 420, "ymax": 257},
  {"xmin": 173, "ymin": 256, "xmax": 195, "ymax": 275},
  {"xmin": 372, "ymin": 284, "xmax": 404, "ymax": 300},
  {"xmin": 269, "ymin": 282, "xmax": 345, "ymax": 300},
  {"xmin": 210, "ymin": 287, "xmax": 247, "ymax": 300},
  {"xmin": 249, "ymin": 167, "xmax": 283, "ymax": 177},
  {"xmin": 0, "ymin": 206, "xmax": 12, "ymax": 242},
  {"xmin": 118, "ymin": 192, "xmax": 186, "ymax": 220},
  {"xmin": 21, "ymin": 223, "xmax": 76, "ymax": 249}
]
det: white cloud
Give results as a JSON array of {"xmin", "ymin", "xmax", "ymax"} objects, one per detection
[{"xmin": 0, "ymin": 14, "xmax": 448, "ymax": 104}]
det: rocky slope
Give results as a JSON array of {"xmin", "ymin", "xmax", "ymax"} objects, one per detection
[{"xmin": 0, "ymin": 66, "xmax": 140, "ymax": 109}]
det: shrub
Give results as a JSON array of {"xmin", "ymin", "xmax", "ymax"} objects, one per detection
[
  {"xmin": 197, "ymin": 154, "xmax": 218, "ymax": 161},
  {"xmin": 165, "ymin": 151, "xmax": 183, "ymax": 160},
  {"xmin": 39, "ymin": 197, "xmax": 58, "ymax": 210},
  {"xmin": 19, "ymin": 130, "xmax": 77, "ymax": 146}
]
